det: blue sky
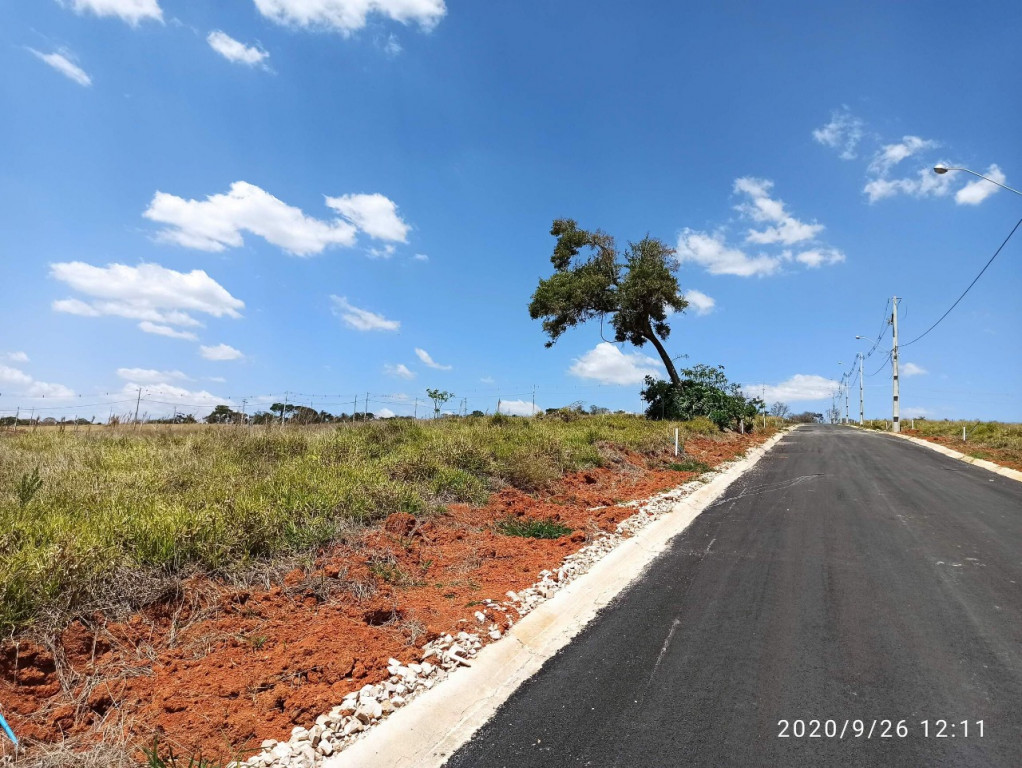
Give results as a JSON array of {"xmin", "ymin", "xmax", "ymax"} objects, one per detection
[{"xmin": 2, "ymin": 0, "xmax": 1020, "ymax": 422}]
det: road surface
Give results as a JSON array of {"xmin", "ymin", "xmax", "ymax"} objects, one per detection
[{"xmin": 444, "ymin": 425, "xmax": 1022, "ymax": 767}]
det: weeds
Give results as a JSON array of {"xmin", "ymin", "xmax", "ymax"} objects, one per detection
[
  {"xmin": 668, "ymin": 458, "xmax": 711, "ymax": 473},
  {"xmin": 0, "ymin": 415, "xmax": 723, "ymax": 634},
  {"xmin": 496, "ymin": 516, "xmax": 573, "ymax": 539},
  {"xmin": 16, "ymin": 466, "xmax": 43, "ymax": 507}
]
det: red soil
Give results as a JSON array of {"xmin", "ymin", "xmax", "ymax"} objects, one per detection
[
  {"xmin": 0, "ymin": 433, "xmax": 767, "ymax": 762},
  {"xmin": 901, "ymin": 430, "xmax": 1022, "ymax": 472}
]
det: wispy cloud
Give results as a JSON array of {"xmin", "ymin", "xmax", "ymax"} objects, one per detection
[
  {"xmin": 330, "ymin": 295, "xmax": 400, "ymax": 331},
  {"xmin": 675, "ymin": 229, "xmax": 781, "ymax": 277},
  {"xmin": 812, "ymin": 106, "xmax": 865, "ymax": 160},
  {"xmin": 901, "ymin": 362, "xmax": 927, "ymax": 377},
  {"xmin": 415, "ymin": 348, "xmax": 451, "ymax": 370},
  {"xmin": 199, "ymin": 343, "xmax": 244, "ymax": 361},
  {"xmin": 683, "ymin": 289, "xmax": 715, "ymax": 316},
  {"xmin": 384, "ymin": 363, "xmax": 415, "ymax": 379},
  {"xmin": 497, "ymin": 399, "xmax": 541, "ymax": 416},
  {"xmin": 28, "ymin": 48, "xmax": 92, "ymax": 86},
  {"xmin": 734, "ymin": 177, "xmax": 824, "ymax": 246},
  {"xmin": 955, "ymin": 165, "xmax": 1007, "ymax": 205},
  {"xmin": 63, "ymin": 0, "xmax": 163, "ymax": 26},
  {"xmin": 207, "ymin": 31, "xmax": 270, "ymax": 67},
  {"xmin": 253, "ymin": 0, "xmax": 446, "ymax": 35}
]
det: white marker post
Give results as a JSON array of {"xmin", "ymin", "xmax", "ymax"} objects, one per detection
[{"xmin": 674, "ymin": 428, "xmax": 679, "ymax": 456}]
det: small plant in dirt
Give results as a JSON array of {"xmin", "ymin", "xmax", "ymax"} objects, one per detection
[
  {"xmin": 367, "ymin": 554, "xmax": 418, "ymax": 586},
  {"xmin": 142, "ymin": 738, "xmax": 226, "ymax": 768},
  {"xmin": 497, "ymin": 516, "xmax": 572, "ymax": 539},
  {"xmin": 668, "ymin": 458, "xmax": 710, "ymax": 473}
]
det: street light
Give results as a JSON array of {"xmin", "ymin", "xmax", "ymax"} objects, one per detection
[
  {"xmin": 933, "ymin": 165, "xmax": 1022, "ymax": 197},
  {"xmin": 853, "ymin": 336, "xmax": 869, "ymax": 425}
]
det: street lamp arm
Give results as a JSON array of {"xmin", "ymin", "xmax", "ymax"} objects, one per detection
[{"xmin": 934, "ymin": 166, "xmax": 1022, "ymax": 197}]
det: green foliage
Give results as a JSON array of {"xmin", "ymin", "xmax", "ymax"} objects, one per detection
[
  {"xmin": 641, "ymin": 364, "xmax": 763, "ymax": 431},
  {"xmin": 17, "ymin": 466, "xmax": 43, "ymax": 507},
  {"xmin": 425, "ymin": 388, "xmax": 455, "ymax": 418},
  {"xmin": 529, "ymin": 219, "xmax": 687, "ymax": 384},
  {"xmin": 496, "ymin": 516, "xmax": 572, "ymax": 539},
  {"xmin": 204, "ymin": 404, "xmax": 244, "ymax": 425},
  {"xmin": 668, "ymin": 458, "xmax": 711, "ymax": 473}
]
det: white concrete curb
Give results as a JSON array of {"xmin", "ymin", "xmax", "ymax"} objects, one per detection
[
  {"xmin": 323, "ymin": 430, "xmax": 790, "ymax": 768},
  {"xmin": 846, "ymin": 425, "xmax": 1022, "ymax": 483}
]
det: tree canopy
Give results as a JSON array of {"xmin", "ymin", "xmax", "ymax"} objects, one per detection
[{"xmin": 529, "ymin": 219, "xmax": 688, "ymax": 384}]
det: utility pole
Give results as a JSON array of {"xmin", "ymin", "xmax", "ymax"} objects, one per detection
[
  {"xmin": 413, "ymin": 398, "xmax": 418, "ymax": 419},
  {"xmin": 133, "ymin": 387, "xmax": 142, "ymax": 428},
  {"xmin": 353, "ymin": 395, "xmax": 358, "ymax": 422},
  {"xmin": 12, "ymin": 407, "xmax": 18, "ymax": 433},
  {"xmin": 364, "ymin": 392, "xmax": 370, "ymax": 422},
  {"xmin": 281, "ymin": 391, "xmax": 289, "ymax": 427},
  {"xmin": 531, "ymin": 385, "xmax": 536, "ymax": 416},
  {"xmin": 858, "ymin": 352, "xmax": 864, "ymax": 425},
  {"xmin": 891, "ymin": 296, "xmax": 901, "ymax": 433},
  {"xmin": 240, "ymin": 398, "xmax": 247, "ymax": 427},
  {"xmin": 845, "ymin": 384, "xmax": 850, "ymax": 424}
]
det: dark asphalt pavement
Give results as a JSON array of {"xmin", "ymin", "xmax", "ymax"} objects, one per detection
[{"xmin": 444, "ymin": 425, "xmax": 1022, "ymax": 768}]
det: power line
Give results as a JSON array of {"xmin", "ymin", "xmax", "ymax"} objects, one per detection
[{"xmin": 901, "ymin": 215, "xmax": 1022, "ymax": 349}]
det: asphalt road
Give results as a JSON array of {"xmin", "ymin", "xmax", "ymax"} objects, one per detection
[{"xmin": 444, "ymin": 425, "xmax": 1022, "ymax": 768}]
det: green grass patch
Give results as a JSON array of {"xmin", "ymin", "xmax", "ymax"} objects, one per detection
[
  {"xmin": 0, "ymin": 414, "xmax": 727, "ymax": 634},
  {"xmin": 668, "ymin": 458, "xmax": 711, "ymax": 473},
  {"xmin": 496, "ymin": 516, "xmax": 573, "ymax": 539}
]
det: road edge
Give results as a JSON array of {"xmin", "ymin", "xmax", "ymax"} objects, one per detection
[
  {"xmin": 844, "ymin": 425, "xmax": 1022, "ymax": 483},
  {"xmin": 323, "ymin": 429, "xmax": 790, "ymax": 768}
]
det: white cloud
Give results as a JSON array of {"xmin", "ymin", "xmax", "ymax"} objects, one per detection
[
  {"xmin": 683, "ymin": 289, "xmax": 715, "ymax": 316},
  {"xmin": 868, "ymin": 136, "xmax": 938, "ymax": 177},
  {"xmin": 903, "ymin": 406, "xmax": 930, "ymax": 418},
  {"xmin": 569, "ymin": 342, "xmax": 663, "ymax": 386},
  {"xmin": 415, "ymin": 348, "xmax": 451, "ymax": 370},
  {"xmin": 790, "ymin": 248, "xmax": 845, "ymax": 268},
  {"xmin": 63, "ymin": 0, "xmax": 162, "ymax": 25},
  {"xmin": 330, "ymin": 295, "xmax": 400, "ymax": 331},
  {"xmin": 145, "ymin": 182, "xmax": 361, "ymax": 256},
  {"xmin": 116, "ymin": 367, "xmax": 189, "ymax": 384},
  {"xmin": 384, "ymin": 363, "xmax": 415, "ymax": 379},
  {"xmin": 901, "ymin": 362, "xmax": 927, "ymax": 377},
  {"xmin": 382, "ymin": 34, "xmax": 402, "ymax": 55},
  {"xmin": 50, "ymin": 262, "xmax": 244, "ymax": 331},
  {"xmin": 413, "ymin": 253, "xmax": 429, "ymax": 262},
  {"xmin": 199, "ymin": 343, "xmax": 244, "ymax": 361},
  {"xmin": 0, "ymin": 365, "xmax": 75, "ymax": 398},
  {"xmin": 253, "ymin": 0, "xmax": 446, "ymax": 35},
  {"xmin": 955, "ymin": 164, "xmax": 1007, "ymax": 205},
  {"xmin": 368, "ymin": 244, "xmax": 396, "ymax": 259},
  {"xmin": 376, "ymin": 407, "xmax": 397, "ymax": 418},
  {"xmin": 863, "ymin": 165, "xmax": 953, "ymax": 203},
  {"xmin": 497, "ymin": 399, "xmax": 541, "ymax": 417},
  {"xmin": 4, "ymin": 352, "xmax": 29, "ymax": 363},
  {"xmin": 29, "ymin": 49, "xmax": 92, "ymax": 86},
  {"xmin": 119, "ymin": 383, "xmax": 227, "ymax": 417},
  {"xmin": 207, "ymin": 31, "xmax": 270, "ymax": 67},
  {"xmin": 734, "ymin": 177, "xmax": 824, "ymax": 246},
  {"xmin": 138, "ymin": 321, "xmax": 199, "ymax": 340},
  {"xmin": 748, "ymin": 374, "xmax": 838, "ymax": 403},
  {"xmin": 325, "ymin": 193, "xmax": 409, "ymax": 242},
  {"xmin": 675, "ymin": 229, "xmax": 781, "ymax": 277},
  {"xmin": 812, "ymin": 107, "xmax": 864, "ymax": 160},
  {"xmin": 480, "ymin": 376, "xmax": 495, "ymax": 385}
]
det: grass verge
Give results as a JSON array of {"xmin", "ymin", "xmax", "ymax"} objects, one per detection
[{"xmin": 0, "ymin": 414, "xmax": 726, "ymax": 635}]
